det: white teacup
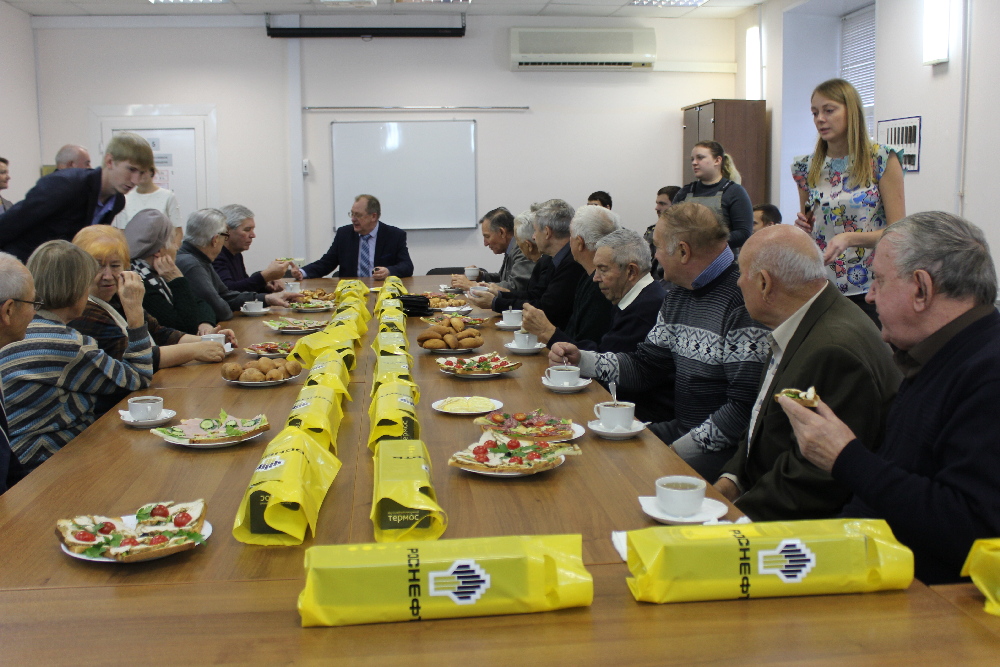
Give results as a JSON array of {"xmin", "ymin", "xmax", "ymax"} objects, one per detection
[
  {"xmin": 545, "ymin": 365, "xmax": 580, "ymax": 387},
  {"xmin": 464, "ymin": 267, "xmax": 480, "ymax": 280},
  {"xmin": 286, "ymin": 281, "xmax": 301, "ymax": 293},
  {"xmin": 514, "ymin": 331, "xmax": 538, "ymax": 348},
  {"xmin": 593, "ymin": 401, "xmax": 635, "ymax": 430},
  {"xmin": 243, "ymin": 300, "xmax": 264, "ymax": 313},
  {"xmin": 128, "ymin": 396, "xmax": 163, "ymax": 422},
  {"xmin": 502, "ymin": 309, "xmax": 523, "ymax": 326},
  {"xmin": 201, "ymin": 334, "xmax": 226, "ymax": 345},
  {"xmin": 655, "ymin": 475, "xmax": 706, "ymax": 517}
]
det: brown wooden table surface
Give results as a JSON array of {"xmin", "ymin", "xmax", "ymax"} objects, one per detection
[
  {"xmin": 931, "ymin": 583, "xmax": 1000, "ymax": 639},
  {"xmin": 2, "ymin": 276, "xmax": 998, "ymax": 662}
]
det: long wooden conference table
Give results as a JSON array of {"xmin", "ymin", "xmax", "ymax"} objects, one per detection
[{"xmin": 1, "ymin": 276, "xmax": 997, "ymax": 664}]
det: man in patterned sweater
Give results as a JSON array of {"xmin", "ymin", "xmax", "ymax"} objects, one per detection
[{"xmin": 552, "ymin": 202, "xmax": 769, "ymax": 480}]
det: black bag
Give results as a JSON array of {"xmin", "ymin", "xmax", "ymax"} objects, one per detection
[{"xmin": 397, "ymin": 295, "xmax": 433, "ymax": 317}]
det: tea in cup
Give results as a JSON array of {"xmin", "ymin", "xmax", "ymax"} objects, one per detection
[
  {"xmin": 502, "ymin": 309, "xmax": 523, "ymax": 326},
  {"xmin": 655, "ymin": 475, "xmax": 706, "ymax": 517},
  {"xmin": 128, "ymin": 396, "xmax": 163, "ymax": 422},
  {"xmin": 244, "ymin": 300, "xmax": 265, "ymax": 313},
  {"xmin": 464, "ymin": 267, "xmax": 480, "ymax": 280},
  {"xmin": 545, "ymin": 365, "xmax": 580, "ymax": 387},
  {"xmin": 593, "ymin": 401, "xmax": 635, "ymax": 430},
  {"xmin": 514, "ymin": 331, "xmax": 538, "ymax": 348}
]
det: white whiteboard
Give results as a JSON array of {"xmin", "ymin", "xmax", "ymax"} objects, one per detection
[{"xmin": 331, "ymin": 120, "xmax": 477, "ymax": 230}]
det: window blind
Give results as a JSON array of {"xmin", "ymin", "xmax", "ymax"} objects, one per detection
[{"xmin": 841, "ymin": 5, "xmax": 876, "ymax": 136}]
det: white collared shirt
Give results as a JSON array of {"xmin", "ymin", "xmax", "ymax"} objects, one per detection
[{"xmin": 616, "ymin": 273, "xmax": 654, "ymax": 311}]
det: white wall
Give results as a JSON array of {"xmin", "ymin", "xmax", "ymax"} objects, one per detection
[
  {"xmin": 29, "ymin": 15, "xmax": 735, "ymax": 275},
  {"xmin": 0, "ymin": 0, "xmax": 41, "ymax": 204}
]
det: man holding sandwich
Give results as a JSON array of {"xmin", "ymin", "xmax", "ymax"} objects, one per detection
[{"xmin": 714, "ymin": 224, "xmax": 900, "ymax": 520}]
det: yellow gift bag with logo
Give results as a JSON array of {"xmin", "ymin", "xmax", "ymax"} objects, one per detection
[
  {"xmin": 370, "ymin": 440, "xmax": 444, "ymax": 542},
  {"xmin": 303, "ymin": 350, "xmax": 352, "ymax": 398},
  {"xmin": 378, "ymin": 310, "xmax": 407, "ymax": 334},
  {"xmin": 626, "ymin": 519, "xmax": 913, "ymax": 603},
  {"xmin": 232, "ymin": 427, "xmax": 342, "ymax": 546},
  {"xmin": 286, "ymin": 385, "xmax": 343, "ymax": 453},
  {"xmin": 337, "ymin": 297, "xmax": 371, "ymax": 323},
  {"xmin": 371, "ymin": 331, "xmax": 412, "ymax": 362},
  {"xmin": 298, "ymin": 534, "xmax": 592, "ymax": 627},
  {"xmin": 961, "ymin": 538, "xmax": 1000, "ymax": 616},
  {"xmin": 368, "ymin": 382, "xmax": 419, "ymax": 450},
  {"xmin": 289, "ymin": 327, "xmax": 357, "ymax": 370},
  {"xmin": 371, "ymin": 355, "xmax": 420, "ymax": 403},
  {"xmin": 334, "ymin": 279, "xmax": 367, "ymax": 297},
  {"xmin": 375, "ymin": 298, "xmax": 403, "ymax": 316}
]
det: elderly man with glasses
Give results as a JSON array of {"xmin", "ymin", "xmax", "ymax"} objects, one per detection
[
  {"xmin": 176, "ymin": 209, "xmax": 301, "ymax": 321},
  {"xmin": 299, "ymin": 194, "xmax": 413, "ymax": 280}
]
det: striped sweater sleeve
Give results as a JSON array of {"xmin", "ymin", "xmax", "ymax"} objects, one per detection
[{"xmin": 65, "ymin": 326, "xmax": 154, "ymax": 394}]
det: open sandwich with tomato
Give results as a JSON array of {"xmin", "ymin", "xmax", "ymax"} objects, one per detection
[
  {"xmin": 473, "ymin": 408, "xmax": 575, "ymax": 440},
  {"xmin": 449, "ymin": 431, "xmax": 581, "ymax": 474},
  {"xmin": 56, "ymin": 499, "xmax": 207, "ymax": 562},
  {"xmin": 436, "ymin": 352, "xmax": 521, "ymax": 375}
]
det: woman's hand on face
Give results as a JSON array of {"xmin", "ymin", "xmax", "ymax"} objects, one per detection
[
  {"xmin": 794, "ymin": 211, "xmax": 814, "ymax": 234},
  {"xmin": 117, "ymin": 271, "xmax": 147, "ymax": 328},
  {"xmin": 152, "ymin": 254, "xmax": 183, "ymax": 281}
]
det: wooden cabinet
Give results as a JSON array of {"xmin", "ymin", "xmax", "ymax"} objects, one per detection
[{"xmin": 681, "ymin": 99, "xmax": 768, "ymax": 206}]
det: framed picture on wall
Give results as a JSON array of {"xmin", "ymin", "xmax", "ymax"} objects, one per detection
[{"xmin": 877, "ymin": 116, "xmax": 921, "ymax": 172}]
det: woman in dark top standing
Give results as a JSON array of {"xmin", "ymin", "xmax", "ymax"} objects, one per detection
[
  {"xmin": 672, "ymin": 141, "xmax": 754, "ymax": 251},
  {"xmin": 123, "ymin": 209, "xmax": 218, "ymax": 335}
]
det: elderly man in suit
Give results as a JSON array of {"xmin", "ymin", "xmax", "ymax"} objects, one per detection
[
  {"xmin": 714, "ymin": 224, "xmax": 900, "ymax": 521},
  {"xmin": 0, "ymin": 133, "xmax": 152, "ymax": 262},
  {"xmin": 300, "ymin": 194, "xmax": 413, "ymax": 280}
]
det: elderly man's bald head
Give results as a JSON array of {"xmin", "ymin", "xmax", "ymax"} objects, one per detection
[
  {"xmin": 743, "ymin": 225, "xmax": 826, "ymax": 291},
  {"xmin": 55, "ymin": 144, "xmax": 91, "ymax": 170}
]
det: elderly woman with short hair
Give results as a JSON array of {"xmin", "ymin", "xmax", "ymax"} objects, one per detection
[
  {"xmin": 69, "ymin": 226, "xmax": 233, "ymax": 381},
  {"xmin": 124, "ymin": 208, "xmax": 218, "ymax": 336},
  {"xmin": 0, "ymin": 241, "xmax": 154, "ymax": 473},
  {"xmin": 176, "ymin": 208, "xmax": 300, "ymax": 321}
]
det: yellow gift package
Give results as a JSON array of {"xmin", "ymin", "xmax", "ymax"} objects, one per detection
[
  {"xmin": 961, "ymin": 538, "xmax": 1000, "ymax": 616},
  {"xmin": 626, "ymin": 519, "xmax": 913, "ymax": 603},
  {"xmin": 289, "ymin": 327, "xmax": 358, "ymax": 369},
  {"xmin": 371, "ymin": 355, "xmax": 420, "ymax": 403},
  {"xmin": 375, "ymin": 298, "xmax": 403, "ymax": 316},
  {"xmin": 286, "ymin": 385, "xmax": 343, "ymax": 453},
  {"xmin": 368, "ymin": 382, "xmax": 419, "ymax": 450},
  {"xmin": 370, "ymin": 439, "xmax": 445, "ymax": 542},
  {"xmin": 233, "ymin": 426, "xmax": 343, "ymax": 546},
  {"xmin": 298, "ymin": 534, "xmax": 593, "ymax": 627},
  {"xmin": 372, "ymin": 331, "xmax": 412, "ymax": 361},
  {"xmin": 378, "ymin": 310, "xmax": 407, "ymax": 334}
]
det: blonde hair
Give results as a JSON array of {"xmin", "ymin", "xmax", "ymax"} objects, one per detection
[
  {"xmin": 662, "ymin": 202, "xmax": 729, "ymax": 252},
  {"xmin": 105, "ymin": 132, "xmax": 154, "ymax": 172},
  {"xmin": 807, "ymin": 78, "xmax": 873, "ymax": 190},
  {"xmin": 72, "ymin": 225, "xmax": 131, "ymax": 266},
  {"xmin": 695, "ymin": 141, "xmax": 742, "ymax": 184},
  {"xmin": 26, "ymin": 240, "xmax": 98, "ymax": 310}
]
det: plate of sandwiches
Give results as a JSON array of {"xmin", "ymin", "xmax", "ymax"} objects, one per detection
[
  {"xmin": 436, "ymin": 353, "xmax": 521, "ymax": 379},
  {"xmin": 264, "ymin": 317, "xmax": 327, "ymax": 334},
  {"xmin": 448, "ymin": 431, "xmax": 581, "ymax": 477},
  {"xmin": 150, "ymin": 411, "xmax": 269, "ymax": 448},
  {"xmin": 56, "ymin": 499, "xmax": 211, "ymax": 563},
  {"xmin": 472, "ymin": 408, "xmax": 580, "ymax": 441},
  {"xmin": 244, "ymin": 341, "xmax": 295, "ymax": 358},
  {"xmin": 288, "ymin": 300, "xmax": 335, "ymax": 313}
]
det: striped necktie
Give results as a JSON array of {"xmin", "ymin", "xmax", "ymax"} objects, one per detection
[{"xmin": 358, "ymin": 234, "xmax": 373, "ymax": 277}]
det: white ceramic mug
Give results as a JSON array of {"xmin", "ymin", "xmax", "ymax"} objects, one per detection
[
  {"xmin": 655, "ymin": 475, "xmax": 706, "ymax": 517},
  {"xmin": 502, "ymin": 309, "xmax": 523, "ymax": 326},
  {"xmin": 243, "ymin": 300, "xmax": 264, "ymax": 312},
  {"xmin": 514, "ymin": 331, "xmax": 538, "ymax": 348},
  {"xmin": 286, "ymin": 281, "xmax": 301, "ymax": 293},
  {"xmin": 593, "ymin": 401, "xmax": 635, "ymax": 430},
  {"xmin": 128, "ymin": 396, "xmax": 163, "ymax": 422},
  {"xmin": 545, "ymin": 365, "xmax": 580, "ymax": 387},
  {"xmin": 464, "ymin": 267, "xmax": 480, "ymax": 280},
  {"xmin": 201, "ymin": 334, "xmax": 226, "ymax": 345}
]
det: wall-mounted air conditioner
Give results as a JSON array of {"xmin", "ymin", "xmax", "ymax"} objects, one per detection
[{"xmin": 510, "ymin": 28, "xmax": 656, "ymax": 71}]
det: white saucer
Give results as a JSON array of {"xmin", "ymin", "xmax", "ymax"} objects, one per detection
[
  {"xmin": 541, "ymin": 377, "xmax": 592, "ymax": 394},
  {"xmin": 224, "ymin": 343, "xmax": 234, "ymax": 355},
  {"xmin": 240, "ymin": 306, "xmax": 270, "ymax": 316},
  {"xmin": 639, "ymin": 496, "xmax": 728, "ymax": 525},
  {"xmin": 587, "ymin": 419, "xmax": 648, "ymax": 440},
  {"xmin": 118, "ymin": 409, "xmax": 177, "ymax": 428},
  {"xmin": 504, "ymin": 342, "xmax": 546, "ymax": 356},
  {"xmin": 495, "ymin": 322, "xmax": 522, "ymax": 331}
]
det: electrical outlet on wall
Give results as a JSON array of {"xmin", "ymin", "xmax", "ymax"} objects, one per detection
[{"xmin": 302, "ymin": 159, "xmax": 310, "ymax": 176}]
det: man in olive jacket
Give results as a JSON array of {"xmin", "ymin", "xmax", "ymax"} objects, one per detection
[{"xmin": 714, "ymin": 225, "xmax": 901, "ymax": 520}]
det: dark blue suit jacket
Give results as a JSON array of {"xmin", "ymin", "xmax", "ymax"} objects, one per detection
[
  {"xmin": 0, "ymin": 168, "xmax": 124, "ymax": 262},
  {"xmin": 550, "ymin": 277, "xmax": 666, "ymax": 354},
  {"xmin": 301, "ymin": 222, "xmax": 414, "ymax": 278}
]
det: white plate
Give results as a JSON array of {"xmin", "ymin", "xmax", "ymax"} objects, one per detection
[
  {"xmin": 438, "ymin": 284, "xmax": 464, "ymax": 294},
  {"xmin": 289, "ymin": 305, "xmax": 333, "ymax": 313},
  {"xmin": 60, "ymin": 518, "xmax": 213, "ymax": 563},
  {"xmin": 240, "ymin": 306, "xmax": 271, "ymax": 316},
  {"xmin": 457, "ymin": 455, "xmax": 566, "ymax": 477},
  {"xmin": 431, "ymin": 397, "xmax": 503, "ymax": 415},
  {"xmin": 422, "ymin": 345, "xmax": 480, "ymax": 354},
  {"xmin": 541, "ymin": 377, "xmax": 592, "ymax": 394},
  {"xmin": 223, "ymin": 372, "xmax": 301, "ymax": 388},
  {"xmin": 587, "ymin": 419, "xmax": 649, "ymax": 440},
  {"xmin": 495, "ymin": 321, "xmax": 522, "ymax": 331},
  {"xmin": 639, "ymin": 497, "xmax": 728, "ymax": 525},
  {"xmin": 154, "ymin": 429, "xmax": 268, "ymax": 449},
  {"xmin": 244, "ymin": 345, "xmax": 294, "ymax": 359},
  {"xmin": 438, "ymin": 306, "xmax": 473, "ymax": 315},
  {"xmin": 266, "ymin": 323, "xmax": 325, "ymax": 334},
  {"xmin": 504, "ymin": 342, "xmax": 546, "ymax": 356},
  {"xmin": 224, "ymin": 343, "xmax": 234, "ymax": 355},
  {"xmin": 439, "ymin": 368, "xmax": 501, "ymax": 380},
  {"xmin": 118, "ymin": 409, "xmax": 177, "ymax": 428},
  {"xmin": 547, "ymin": 423, "xmax": 585, "ymax": 443}
]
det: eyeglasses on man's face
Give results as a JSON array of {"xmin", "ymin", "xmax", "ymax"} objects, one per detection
[{"xmin": 11, "ymin": 298, "xmax": 43, "ymax": 311}]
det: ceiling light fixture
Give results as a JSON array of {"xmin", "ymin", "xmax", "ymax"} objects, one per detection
[{"xmin": 631, "ymin": 0, "xmax": 708, "ymax": 7}]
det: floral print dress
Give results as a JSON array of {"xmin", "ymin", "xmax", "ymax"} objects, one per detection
[{"xmin": 791, "ymin": 143, "xmax": 903, "ymax": 296}]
